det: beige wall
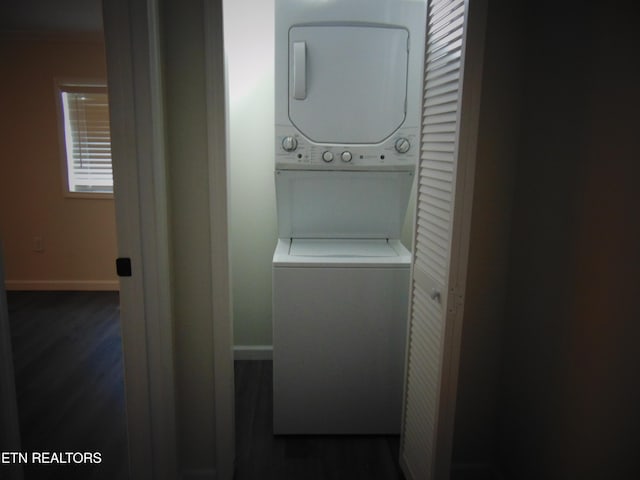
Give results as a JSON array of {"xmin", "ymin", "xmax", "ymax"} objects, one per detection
[{"xmin": 0, "ymin": 32, "xmax": 117, "ymax": 290}]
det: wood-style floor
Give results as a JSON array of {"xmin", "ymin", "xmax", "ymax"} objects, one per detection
[
  {"xmin": 234, "ymin": 360, "xmax": 405, "ymax": 480},
  {"xmin": 7, "ymin": 291, "xmax": 405, "ymax": 480},
  {"xmin": 7, "ymin": 291, "xmax": 128, "ymax": 480}
]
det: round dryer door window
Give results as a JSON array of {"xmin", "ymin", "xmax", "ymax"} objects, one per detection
[{"xmin": 288, "ymin": 25, "xmax": 409, "ymax": 144}]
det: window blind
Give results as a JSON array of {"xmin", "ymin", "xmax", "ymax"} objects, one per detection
[{"xmin": 60, "ymin": 86, "xmax": 113, "ymax": 194}]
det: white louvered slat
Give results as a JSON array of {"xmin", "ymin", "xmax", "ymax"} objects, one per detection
[
  {"xmin": 429, "ymin": 1, "xmax": 464, "ymax": 33},
  {"xmin": 419, "ymin": 221, "xmax": 447, "ymax": 253},
  {"xmin": 424, "ymin": 77, "xmax": 459, "ymax": 98},
  {"xmin": 429, "ymin": 13, "xmax": 464, "ymax": 46},
  {"xmin": 423, "ymin": 93, "xmax": 457, "ymax": 108},
  {"xmin": 414, "ymin": 251, "xmax": 446, "ymax": 280},
  {"xmin": 421, "ymin": 167, "xmax": 453, "ymax": 185},
  {"xmin": 427, "ymin": 37, "xmax": 463, "ymax": 62},
  {"xmin": 421, "ymin": 151, "xmax": 454, "ymax": 164},
  {"xmin": 418, "ymin": 196, "xmax": 449, "ymax": 220},
  {"xmin": 419, "ymin": 176, "xmax": 452, "ymax": 197},
  {"xmin": 416, "ymin": 219, "xmax": 449, "ymax": 252},
  {"xmin": 428, "ymin": 0, "xmax": 461, "ymax": 18},
  {"xmin": 423, "ymin": 132, "xmax": 457, "ymax": 144},
  {"xmin": 402, "ymin": 281, "xmax": 444, "ymax": 479},
  {"xmin": 424, "ymin": 69, "xmax": 460, "ymax": 90},
  {"xmin": 401, "ymin": 0, "xmax": 468, "ymax": 478},
  {"xmin": 425, "ymin": 48, "xmax": 462, "ymax": 74},
  {"xmin": 416, "ymin": 221, "xmax": 449, "ymax": 252},
  {"xmin": 418, "ymin": 225, "xmax": 450, "ymax": 252},
  {"xmin": 417, "ymin": 219, "xmax": 449, "ymax": 250},
  {"xmin": 425, "ymin": 60, "xmax": 461, "ymax": 86}
]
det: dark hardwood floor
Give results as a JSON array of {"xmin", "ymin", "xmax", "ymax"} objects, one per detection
[
  {"xmin": 7, "ymin": 291, "xmax": 128, "ymax": 480},
  {"xmin": 234, "ymin": 360, "xmax": 405, "ymax": 480},
  {"xmin": 7, "ymin": 291, "xmax": 405, "ymax": 480}
]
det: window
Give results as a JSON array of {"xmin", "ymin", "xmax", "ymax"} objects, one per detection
[{"xmin": 58, "ymin": 83, "xmax": 113, "ymax": 195}]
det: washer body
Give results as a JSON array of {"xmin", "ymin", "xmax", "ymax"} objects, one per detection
[{"xmin": 273, "ymin": 239, "xmax": 410, "ymax": 434}]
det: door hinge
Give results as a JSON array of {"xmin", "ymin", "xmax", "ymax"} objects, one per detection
[
  {"xmin": 447, "ymin": 286, "xmax": 464, "ymax": 315},
  {"xmin": 116, "ymin": 257, "xmax": 132, "ymax": 277}
]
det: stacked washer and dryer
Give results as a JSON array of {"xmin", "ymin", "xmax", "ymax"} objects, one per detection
[{"xmin": 272, "ymin": 0, "xmax": 427, "ymax": 434}]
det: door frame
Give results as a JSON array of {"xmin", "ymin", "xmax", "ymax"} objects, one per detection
[
  {"xmin": 105, "ymin": 0, "xmax": 485, "ymax": 478},
  {"xmin": 399, "ymin": 0, "xmax": 488, "ymax": 478},
  {"xmin": 431, "ymin": 0, "xmax": 488, "ymax": 476},
  {"xmin": 204, "ymin": 0, "xmax": 236, "ymax": 478},
  {"xmin": 0, "ymin": 243, "xmax": 23, "ymax": 480},
  {"xmin": 103, "ymin": 0, "xmax": 177, "ymax": 478}
]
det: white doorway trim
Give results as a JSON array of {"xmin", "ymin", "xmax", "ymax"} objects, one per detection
[
  {"xmin": 204, "ymin": 0, "xmax": 236, "ymax": 478},
  {"xmin": 103, "ymin": 0, "xmax": 177, "ymax": 479},
  {"xmin": 204, "ymin": 0, "xmax": 235, "ymax": 480},
  {"xmin": 0, "ymin": 243, "xmax": 23, "ymax": 480}
]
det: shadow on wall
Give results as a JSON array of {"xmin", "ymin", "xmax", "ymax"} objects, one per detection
[{"xmin": 497, "ymin": 2, "xmax": 640, "ymax": 478}]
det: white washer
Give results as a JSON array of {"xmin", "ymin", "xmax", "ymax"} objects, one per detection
[{"xmin": 273, "ymin": 238, "xmax": 410, "ymax": 434}]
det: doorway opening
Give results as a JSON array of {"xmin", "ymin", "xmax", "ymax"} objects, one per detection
[
  {"xmin": 0, "ymin": 4, "xmax": 129, "ymax": 478},
  {"xmin": 222, "ymin": 0, "xmax": 417, "ymax": 476}
]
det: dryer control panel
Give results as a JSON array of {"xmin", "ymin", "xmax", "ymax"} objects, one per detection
[{"xmin": 275, "ymin": 125, "xmax": 419, "ymax": 170}]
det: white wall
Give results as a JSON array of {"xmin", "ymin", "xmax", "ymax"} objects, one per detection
[
  {"xmin": 223, "ymin": 0, "xmax": 415, "ymax": 347},
  {"xmin": 224, "ymin": 0, "xmax": 277, "ymax": 347}
]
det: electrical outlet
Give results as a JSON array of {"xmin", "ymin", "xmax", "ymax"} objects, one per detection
[{"xmin": 33, "ymin": 236, "xmax": 45, "ymax": 252}]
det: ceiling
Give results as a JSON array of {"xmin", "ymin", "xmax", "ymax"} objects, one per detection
[{"xmin": 0, "ymin": 0, "xmax": 103, "ymax": 33}]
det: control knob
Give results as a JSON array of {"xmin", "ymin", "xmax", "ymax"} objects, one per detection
[
  {"xmin": 341, "ymin": 151, "xmax": 352, "ymax": 162},
  {"xmin": 322, "ymin": 151, "xmax": 334, "ymax": 162},
  {"xmin": 281, "ymin": 136, "xmax": 298, "ymax": 152},
  {"xmin": 394, "ymin": 137, "xmax": 411, "ymax": 154}
]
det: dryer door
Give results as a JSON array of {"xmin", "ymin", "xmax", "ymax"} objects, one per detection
[{"xmin": 289, "ymin": 25, "xmax": 409, "ymax": 144}]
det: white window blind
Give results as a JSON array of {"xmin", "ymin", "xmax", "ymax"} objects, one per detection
[{"xmin": 60, "ymin": 85, "xmax": 113, "ymax": 194}]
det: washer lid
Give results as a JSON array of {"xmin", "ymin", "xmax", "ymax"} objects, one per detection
[
  {"xmin": 273, "ymin": 238, "xmax": 411, "ymax": 267},
  {"xmin": 290, "ymin": 239, "xmax": 397, "ymax": 257}
]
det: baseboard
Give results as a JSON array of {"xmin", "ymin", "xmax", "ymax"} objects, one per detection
[
  {"xmin": 233, "ymin": 345, "xmax": 273, "ymax": 360},
  {"xmin": 4, "ymin": 280, "xmax": 120, "ymax": 291}
]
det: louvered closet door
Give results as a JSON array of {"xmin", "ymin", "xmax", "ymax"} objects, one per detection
[{"xmin": 400, "ymin": 0, "xmax": 470, "ymax": 479}]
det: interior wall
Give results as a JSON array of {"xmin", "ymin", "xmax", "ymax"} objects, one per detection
[
  {"xmin": 0, "ymin": 32, "xmax": 118, "ymax": 290},
  {"xmin": 223, "ymin": 0, "xmax": 277, "ymax": 347},
  {"xmin": 498, "ymin": 2, "xmax": 640, "ymax": 478},
  {"xmin": 160, "ymin": 0, "xmax": 236, "ymax": 476},
  {"xmin": 223, "ymin": 0, "xmax": 416, "ymax": 348},
  {"xmin": 0, "ymin": 242, "xmax": 22, "ymax": 479},
  {"xmin": 451, "ymin": 0, "xmax": 521, "ymax": 473}
]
